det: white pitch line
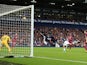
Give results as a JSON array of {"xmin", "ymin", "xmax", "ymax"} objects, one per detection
[{"xmin": 35, "ymin": 56, "xmax": 87, "ymax": 64}]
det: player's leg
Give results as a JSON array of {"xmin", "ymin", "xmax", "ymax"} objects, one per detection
[
  {"xmin": 83, "ymin": 42, "xmax": 87, "ymax": 52},
  {"xmin": 63, "ymin": 45, "xmax": 66, "ymax": 52},
  {"xmin": 12, "ymin": 42, "xmax": 16, "ymax": 47},
  {"xmin": 68, "ymin": 44, "xmax": 72, "ymax": 50},
  {"xmin": 4, "ymin": 42, "xmax": 11, "ymax": 53},
  {"xmin": 86, "ymin": 38, "xmax": 87, "ymax": 43},
  {"xmin": 84, "ymin": 45, "xmax": 87, "ymax": 52},
  {"xmin": 63, "ymin": 41, "xmax": 68, "ymax": 52}
]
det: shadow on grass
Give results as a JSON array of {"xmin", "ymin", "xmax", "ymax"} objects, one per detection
[{"xmin": 0, "ymin": 60, "xmax": 23, "ymax": 65}]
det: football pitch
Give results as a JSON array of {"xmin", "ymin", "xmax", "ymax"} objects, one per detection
[{"xmin": 0, "ymin": 47, "xmax": 87, "ymax": 65}]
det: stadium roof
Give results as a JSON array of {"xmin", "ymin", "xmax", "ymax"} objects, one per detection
[{"xmin": 0, "ymin": 0, "xmax": 87, "ymax": 13}]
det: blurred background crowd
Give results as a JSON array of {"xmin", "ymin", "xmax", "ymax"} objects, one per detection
[{"xmin": 34, "ymin": 26, "xmax": 85, "ymax": 47}]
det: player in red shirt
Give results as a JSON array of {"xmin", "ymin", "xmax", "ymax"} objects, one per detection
[
  {"xmin": 67, "ymin": 33, "xmax": 73, "ymax": 50},
  {"xmin": 63, "ymin": 33, "xmax": 73, "ymax": 52},
  {"xmin": 84, "ymin": 30, "xmax": 87, "ymax": 52},
  {"xmin": 12, "ymin": 33, "xmax": 18, "ymax": 47}
]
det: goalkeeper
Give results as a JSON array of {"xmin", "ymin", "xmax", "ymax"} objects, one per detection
[{"xmin": 1, "ymin": 33, "xmax": 11, "ymax": 53}]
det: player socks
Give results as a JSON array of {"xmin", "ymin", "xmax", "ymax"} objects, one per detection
[{"xmin": 63, "ymin": 48, "xmax": 66, "ymax": 52}]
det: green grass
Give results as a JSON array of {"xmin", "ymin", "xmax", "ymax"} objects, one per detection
[
  {"xmin": 0, "ymin": 47, "xmax": 30, "ymax": 56},
  {"xmin": 0, "ymin": 47, "xmax": 87, "ymax": 65}
]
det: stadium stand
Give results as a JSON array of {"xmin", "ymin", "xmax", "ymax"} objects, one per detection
[{"xmin": 0, "ymin": 0, "xmax": 87, "ymax": 47}]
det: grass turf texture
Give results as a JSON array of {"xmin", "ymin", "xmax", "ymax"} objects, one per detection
[{"xmin": 0, "ymin": 47, "xmax": 87, "ymax": 65}]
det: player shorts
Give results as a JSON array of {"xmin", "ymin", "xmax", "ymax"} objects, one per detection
[{"xmin": 63, "ymin": 40, "xmax": 69, "ymax": 47}]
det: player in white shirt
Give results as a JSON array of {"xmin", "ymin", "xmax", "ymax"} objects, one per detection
[
  {"xmin": 63, "ymin": 40, "xmax": 69, "ymax": 52},
  {"xmin": 40, "ymin": 32, "xmax": 48, "ymax": 45},
  {"xmin": 63, "ymin": 39, "xmax": 78, "ymax": 52}
]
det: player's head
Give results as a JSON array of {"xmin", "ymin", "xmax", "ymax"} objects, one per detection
[
  {"xmin": 3, "ymin": 32, "xmax": 8, "ymax": 35},
  {"xmin": 67, "ymin": 33, "xmax": 72, "ymax": 36}
]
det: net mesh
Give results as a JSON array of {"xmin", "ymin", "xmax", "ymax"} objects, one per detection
[{"xmin": 0, "ymin": 4, "xmax": 33, "ymax": 57}]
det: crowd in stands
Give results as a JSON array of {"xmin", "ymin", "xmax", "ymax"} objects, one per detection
[{"xmin": 34, "ymin": 26, "xmax": 85, "ymax": 47}]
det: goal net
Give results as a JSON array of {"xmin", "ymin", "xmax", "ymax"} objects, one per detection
[{"xmin": 0, "ymin": 4, "xmax": 34, "ymax": 58}]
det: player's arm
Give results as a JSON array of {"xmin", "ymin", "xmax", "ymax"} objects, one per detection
[
  {"xmin": 8, "ymin": 36, "xmax": 11, "ymax": 43},
  {"xmin": 40, "ymin": 32, "xmax": 44, "ymax": 36}
]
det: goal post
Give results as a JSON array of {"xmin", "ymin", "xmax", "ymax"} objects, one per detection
[
  {"xmin": 30, "ymin": 5, "xmax": 34, "ymax": 57},
  {"xmin": 0, "ymin": 4, "xmax": 34, "ymax": 58}
]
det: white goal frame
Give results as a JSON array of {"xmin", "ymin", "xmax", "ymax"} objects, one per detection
[{"xmin": 0, "ymin": 5, "xmax": 34, "ymax": 58}]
